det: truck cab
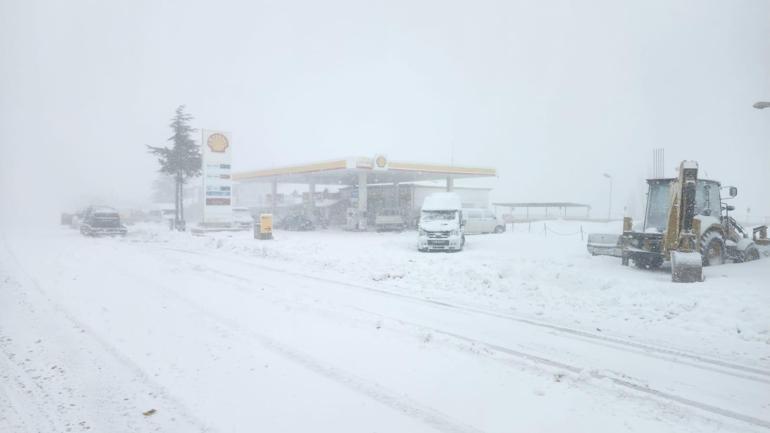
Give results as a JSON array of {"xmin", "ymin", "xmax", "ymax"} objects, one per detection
[{"xmin": 417, "ymin": 193, "xmax": 465, "ymax": 252}]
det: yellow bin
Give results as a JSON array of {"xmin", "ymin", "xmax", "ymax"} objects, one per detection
[{"xmin": 259, "ymin": 213, "xmax": 273, "ymax": 240}]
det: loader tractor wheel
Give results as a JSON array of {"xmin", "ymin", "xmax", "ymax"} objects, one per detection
[
  {"xmin": 736, "ymin": 244, "xmax": 761, "ymax": 263},
  {"xmin": 700, "ymin": 231, "xmax": 726, "ymax": 267}
]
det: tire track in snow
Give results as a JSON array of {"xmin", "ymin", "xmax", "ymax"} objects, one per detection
[
  {"xmin": 0, "ymin": 240, "xmax": 214, "ymax": 433},
  {"xmin": 0, "ymin": 344, "xmax": 60, "ymax": 433},
  {"xmin": 356, "ymin": 310, "xmax": 770, "ymax": 431},
  {"xmin": 109, "ymin": 264, "xmax": 486, "ymax": 433},
  {"xmin": 153, "ymin": 244, "xmax": 770, "ymax": 381},
  {"xmin": 195, "ymin": 262, "xmax": 770, "ymax": 431},
  {"xmin": 146, "ymin": 244, "xmax": 770, "ymax": 431}
]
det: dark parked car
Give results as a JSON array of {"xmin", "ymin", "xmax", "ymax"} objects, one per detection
[
  {"xmin": 79, "ymin": 206, "xmax": 128, "ymax": 237},
  {"xmin": 276, "ymin": 214, "xmax": 314, "ymax": 231}
]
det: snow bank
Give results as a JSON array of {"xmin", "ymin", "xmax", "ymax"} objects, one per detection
[{"xmin": 121, "ymin": 220, "xmax": 770, "ymax": 367}]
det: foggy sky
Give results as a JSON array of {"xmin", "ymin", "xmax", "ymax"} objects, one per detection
[{"xmin": 2, "ymin": 0, "xmax": 769, "ymax": 224}]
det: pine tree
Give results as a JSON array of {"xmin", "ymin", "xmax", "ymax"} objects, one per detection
[
  {"xmin": 147, "ymin": 105, "xmax": 202, "ymax": 230},
  {"xmin": 150, "ymin": 175, "xmax": 175, "ymax": 204}
]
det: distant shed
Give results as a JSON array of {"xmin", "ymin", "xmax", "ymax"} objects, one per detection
[{"xmin": 493, "ymin": 202, "xmax": 591, "ymax": 220}]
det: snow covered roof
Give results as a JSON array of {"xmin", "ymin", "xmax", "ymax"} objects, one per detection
[
  {"xmin": 91, "ymin": 206, "xmax": 119, "ymax": 214},
  {"xmin": 492, "ymin": 202, "xmax": 591, "ymax": 209},
  {"xmin": 421, "ymin": 193, "xmax": 462, "ymax": 211}
]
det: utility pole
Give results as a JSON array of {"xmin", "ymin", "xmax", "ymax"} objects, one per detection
[
  {"xmin": 603, "ymin": 173, "xmax": 612, "ymax": 221},
  {"xmin": 753, "ymin": 102, "xmax": 768, "ymax": 226}
]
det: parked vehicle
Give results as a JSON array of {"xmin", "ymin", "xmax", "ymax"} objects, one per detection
[
  {"xmin": 276, "ymin": 214, "xmax": 315, "ymax": 231},
  {"xmin": 69, "ymin": 208, "xmax": 88, "ymax": 229},
  {"xmin": 587, "ymin": 160, "xmax": 762, "ymax": 283},
  {"xmin": 375, "ymin": 208, "xmax": 406, "ymax": 232},
  {"xmin": 462, "ymin": 208, "xmax": 506, "ymax": 234},
  {"xmin": 79, "ymin": 206, "xmax": 128, "ymax": 237},
  {"xmin": 60, "ymin": 212, "xmax": 74, "ymax": 226},
  {"xmin": 417, "ymin": 193, "xmax": 465, "ymax": 252},
  {"xmin": 232, "ymin": 207, "xmax": 254, "ymax": 229},
  {"xmin": 146, "ymin": 204, "xmax": 175, "ymax": 224}
]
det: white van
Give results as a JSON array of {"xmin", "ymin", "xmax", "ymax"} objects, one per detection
[
  {"xmin": 462, "ymin": 208, "xmax": 506, "ymax": 234},
  {"xmin": 417, "ymin": 192, "xmax": 465, "ymax": 252}
]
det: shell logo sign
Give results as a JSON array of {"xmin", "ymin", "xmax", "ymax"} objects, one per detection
[
  {"xmin": 373, "ymin": 154, "xmax": 388, "ymax": 170},
  {"xmin": 207, "ymin": 133, "xmax": 229, "ymax": 153},
  {"xmin": 202, "ymin": 130, "xmax": 232, "ymax": 224}
]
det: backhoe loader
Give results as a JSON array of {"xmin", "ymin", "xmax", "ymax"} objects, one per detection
[{"xmin": 587, "ymin": 160, "xmax": 764, "ymax": 282}]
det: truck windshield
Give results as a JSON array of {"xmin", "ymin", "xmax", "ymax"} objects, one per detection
[{"xmin": 421, "ymin": 210, "xmax": 457, "ymax": 222}]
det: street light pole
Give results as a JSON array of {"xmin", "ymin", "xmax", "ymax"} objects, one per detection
[{"xmin": 603, "ymin": 173, "xmax": 612, "ymax": 221}]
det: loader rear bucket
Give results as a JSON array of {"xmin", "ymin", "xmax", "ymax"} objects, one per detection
[
  {"xmin": 586, "ymin": 233, "xmax": 623, "ymax": 257},
  {"xmin": 670, "ymin": 251, "xmax": 703, "ymax": 283}
]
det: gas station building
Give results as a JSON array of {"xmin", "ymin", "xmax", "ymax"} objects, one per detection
[{"xmin": 232, "ymin": 156, "xmax": 497, "ymax": 229}]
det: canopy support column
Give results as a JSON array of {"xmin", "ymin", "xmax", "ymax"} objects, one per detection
[
  {"xmin": 393, "ymin": 181, "xmax": 400, "ymax": 208},
  {"xmin": 308, "ymin": 182, "xmax": 316, "ymax": 213},
  {"xmin": 358, "ymin": 172, "xmax": 367, "ymax": 230},
  {"xmin": 270, "ymin": 179, "xmax": 277, "ymax": 216}
]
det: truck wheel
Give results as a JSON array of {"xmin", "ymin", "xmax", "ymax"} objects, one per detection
[
  {"xmin": 700, "ymin": 231, "xmax": 726, "ymax": 266},
  {"xmin": 494, "ymin": 225, "xmax": 505, "ymax": 233}
]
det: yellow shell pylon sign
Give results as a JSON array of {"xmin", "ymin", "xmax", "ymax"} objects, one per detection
[{"xmin": 207, "ymin": 133, "xmax": 229, "ymax": 153}]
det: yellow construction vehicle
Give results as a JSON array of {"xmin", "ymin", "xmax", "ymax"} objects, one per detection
[{"xmin": 589, "ymin": 160, "xmax": 763, "ymax": 282}]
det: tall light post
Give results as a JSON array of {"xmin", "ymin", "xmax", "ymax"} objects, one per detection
[
  {"xmin": 752, "ymin": 102, "xmax": 767, "ymax": 224},
  {"xmin": 603, "ymin": 173, "xmax": 612, "ymax": 221}
]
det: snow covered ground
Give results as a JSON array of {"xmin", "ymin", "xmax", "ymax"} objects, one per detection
[{"xmin": 1, "ymin": 221, "xmax": 768, "ymax": 432}]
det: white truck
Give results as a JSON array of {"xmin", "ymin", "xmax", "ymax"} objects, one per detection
[
  {"xmin": 375, "ymin": 208, "xmax": 406, "ymax": 232},
  {"xmin": 417, "ymin": 192, "xmax": 465, "ymax": 252}
]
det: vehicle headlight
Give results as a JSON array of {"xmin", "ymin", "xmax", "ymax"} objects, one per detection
[
  {"xmin": 450, "ymin": 229, "xmax": 459, "ymax": 236},
  {"xmin": 419, "ymin": 229, "xmax": 427, "ymax": 236}
]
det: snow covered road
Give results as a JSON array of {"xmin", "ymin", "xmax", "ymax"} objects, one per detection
[{"xmin": 1, "ymin": 226, "xmax": 769, "ymax": 432}]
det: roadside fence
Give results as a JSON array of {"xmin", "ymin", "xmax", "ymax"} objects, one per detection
[{"xmin": 508, "ymin": 222, "xmax": 585, "ymax": 240}]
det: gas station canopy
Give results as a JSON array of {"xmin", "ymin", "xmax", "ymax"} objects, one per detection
[
  {"xmin": 233, "ymin": 156, "xmax": 496, "ymax": 229},
  {"xmin": 233, "ymin": 156, "xmax": 496, "ymax": 185}
]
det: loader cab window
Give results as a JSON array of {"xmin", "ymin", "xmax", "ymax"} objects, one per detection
[
  {"xmin": 644, "ymin": 181, "xmax": 671, "ymax": 233},
  {"xmin": 694, "ymin": 181, "xmax": 721, "ymax": 217}
]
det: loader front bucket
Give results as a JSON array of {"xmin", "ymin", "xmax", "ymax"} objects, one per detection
[{"xmin": 670, "ymin": 251, "xmax": 703, "ymax": 283}]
